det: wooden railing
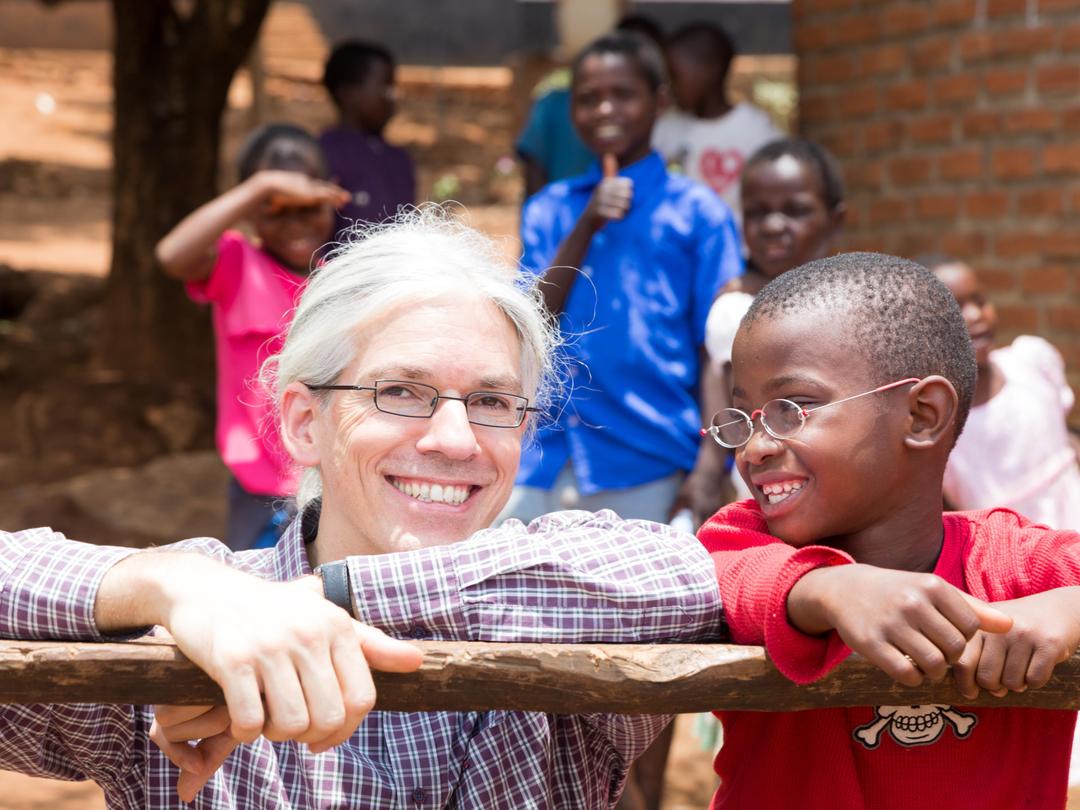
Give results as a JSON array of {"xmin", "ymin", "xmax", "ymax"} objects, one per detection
[{"xmin": 3, "ymin": 638, "xmax": 1080, "ymax": 711}]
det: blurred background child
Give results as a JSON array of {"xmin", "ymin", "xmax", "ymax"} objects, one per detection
[
  {"xmin": 703, "ymin": 137, "xmax": 845, "ymax": 498},
  {"xmin": 320, "ymin": 40, "xmax": 415, "ymax": 235},
  {"xmin": 505, "ymin": 33, "xmax": 742, "ymax": 810},
  {"xmin": 653, "ymin": 21, "xmax": 783, "ymax": 224},
  {"xmin": 515, "ymin": 15, "xmax": 664, "ymax": 199},
  {"xmin": 929, "ymin": 257, "xmax": 1080, "ymax": 529},
  {"xmin": 156, "ymin": 123, "xmax": 347, "ymax": 550}
]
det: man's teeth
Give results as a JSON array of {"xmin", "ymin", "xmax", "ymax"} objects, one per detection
[
  {"xmin": 392, "ymin": 479, "xmax": 469, "ymax": 505},
  {"xmin": 761, "ymin": 481, "xmax": 804, "ymax": 504}
]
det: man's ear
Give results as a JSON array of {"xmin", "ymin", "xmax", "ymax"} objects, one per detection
[
  {"xmin": 904, "ymin": 375, "xmax": 958, "ymax": 451},
  {"xmin": 280, "ymin": 382, "xmax": 323, "ymax": 468}
]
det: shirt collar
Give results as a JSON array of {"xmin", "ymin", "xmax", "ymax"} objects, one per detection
[
  {"xmin": 270, "ymin": 501, "xmax": 320, "ymax": 581},
  {"xmin": 567, "ymin": 150, "xmax": 666, "ymax": 191}
]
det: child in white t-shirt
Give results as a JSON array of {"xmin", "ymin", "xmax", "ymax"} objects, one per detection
[
  {"xmin": 931, "ymin": 259, "xmax": 1080, "ymax": 530},
  {"xmin": 652, "ymin": 22, "xmax": 783, "ymax": 222}
]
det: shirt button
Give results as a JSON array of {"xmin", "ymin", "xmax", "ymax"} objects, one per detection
[
  {"xmin": 409, "ymin": 625, "xmax": 429, "ymax": 640},
  {"xmin": 411, "ymin": 787, "xmax": 426, "ymax": 804},
  {"xmin": 567, "ymin": 415, "xmax": 580, "ymax": 428}
]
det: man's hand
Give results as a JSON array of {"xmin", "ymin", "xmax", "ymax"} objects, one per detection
[
  {"xmin": 788, "ymin": 564, "xmax": 1013, "ymax": 686},
  {"xmin": 953, "ymin": 587, "xmax": 1080, "ymax": 700},
  {"xmin": 96, "ymin": 553, "xmax": 423, "ymax": 799}
]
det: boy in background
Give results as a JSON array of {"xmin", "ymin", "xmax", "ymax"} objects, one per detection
[
  {"xmin": 700, "ymin": 252, "xmax": 1080, "ymax": 809},
  {"xmin": 516, "ymin": 15, "xmax": 665, "ymax": 198},
  {"xmin": 653, "ymin": 22, "xmax": 782, "ymax": 224},
  {"xmin": 320, "ymin": 40, "xmax": 415, "ymax": 236},
  {"xmin": 505, "ymin": 32, "xmax": 743, "ymax": 809}
]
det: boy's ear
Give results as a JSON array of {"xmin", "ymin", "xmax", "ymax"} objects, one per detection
[
  {"xmin": 903, "ymin": 375, "xmax": 958, "ymax": 451},
  {"xmin": 280, "ymin": 382, "xmax": 323, "ymax": 469}
]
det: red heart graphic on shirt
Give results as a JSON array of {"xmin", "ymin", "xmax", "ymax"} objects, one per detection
[{"xmin": 699, "ymin": 149, "xmax": 744, "ymax": 195}]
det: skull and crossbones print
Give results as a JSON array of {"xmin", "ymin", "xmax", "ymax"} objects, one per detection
[{"xmin": 853, "ymin": 704, "xmax": 977, "ymax": 749}]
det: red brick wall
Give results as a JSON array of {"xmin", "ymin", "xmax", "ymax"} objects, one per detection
[{"xmin": 794, "ymin": 0, "xmax": 1080, "ymax": 424}]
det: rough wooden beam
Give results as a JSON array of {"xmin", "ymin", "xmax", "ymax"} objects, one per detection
[{"xmin": 2, "ymin": 638, "xmax": 1080, "ymax": 712}]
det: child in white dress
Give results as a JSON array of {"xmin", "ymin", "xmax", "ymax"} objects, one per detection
[
  {"xmin": 931, "ymin": 257, "xmax": 1080, "ymax": 787},
  {"xmin": 932, "ymin": 259, "xmax": 1080, "ymax": 529}
]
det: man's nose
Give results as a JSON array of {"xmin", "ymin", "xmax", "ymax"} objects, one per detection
[{"xmin": 415, "ymin": 398, "xmax": 480, "ymax": 460}]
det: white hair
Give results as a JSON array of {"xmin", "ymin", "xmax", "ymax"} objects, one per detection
[{"xmin": 262, "ymin": 206, "xmax": 561, "ymax": 509}]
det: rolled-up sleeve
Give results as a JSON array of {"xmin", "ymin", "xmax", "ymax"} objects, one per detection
[{"xmin": 347, "ymin": 509, "xmax": 723, "ymax": 644}]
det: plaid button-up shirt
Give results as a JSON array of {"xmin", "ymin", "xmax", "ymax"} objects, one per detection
[{"xmin": 0, "ymin": 508, "xmax": 723, "ymax": 808}]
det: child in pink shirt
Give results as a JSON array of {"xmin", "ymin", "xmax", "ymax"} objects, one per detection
[{"xmin": 156, "ymin": 123, "xmax": 347, "ymax": 549}]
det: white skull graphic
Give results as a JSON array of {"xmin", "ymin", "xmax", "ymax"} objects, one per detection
[{"xmin": 854, "ymin": 704, "xmax": 977, "ymax": 749}]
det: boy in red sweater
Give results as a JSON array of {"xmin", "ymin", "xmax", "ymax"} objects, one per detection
[{"xmin": 698, "ymin": 251, "xmax": 1080, "ymax": 809}]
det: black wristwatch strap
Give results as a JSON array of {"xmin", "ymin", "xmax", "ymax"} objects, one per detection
[{"xmin": 316, "ymin": 560, "xmax": 353, "ymax": 616}]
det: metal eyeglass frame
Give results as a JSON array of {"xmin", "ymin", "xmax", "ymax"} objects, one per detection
[
  {"xmin": 701, "ymin": 377, "xmax": 921, "ymax": 448},
  {"xmin": 303, "ymin": 379, "xmax": 538, "ymax": 428}
]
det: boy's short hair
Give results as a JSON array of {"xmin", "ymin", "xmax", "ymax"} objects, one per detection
[
  {"xmin": 323, "ymin": 40, "xmax": 394, "ymax": 101},
  {"xmin": 745, "ymin": 138, "xmax": 845, "ymax": 212},
  {"xmin": 667, "ymin": 21, "xmax": 736, "ymax": 77},
  {"xmin": 236, "ymin": 122, "xmax": 325, "ymax": 181},
  {"xmin": 744, "ymin": 252, "xmax": 978, "ymax": 437},
  {"xmin": 571, "ymin": 32, "xmax": 668, "ymax": 92},
  {"xmin": 615, "ymin": 14, "xmax": 664, "ymax": 46}
]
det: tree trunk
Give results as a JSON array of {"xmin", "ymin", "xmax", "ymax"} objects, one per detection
[{"xmin": 99, "ymin": 0, "xmax": 271, "ymax": 388}]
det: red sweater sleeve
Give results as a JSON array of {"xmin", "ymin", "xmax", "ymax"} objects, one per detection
[
  {"xmin": 956, "ymin": 508, "xmax": 1080, "ymax": 601},
  {"xmin": 699, "ymin": 500, "xmax": 856, "ymax": 684}
]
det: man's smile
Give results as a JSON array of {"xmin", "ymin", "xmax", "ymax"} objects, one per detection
[{"xmin": 389, "ymin": 475, "xmax": 476, "ymax": 506}]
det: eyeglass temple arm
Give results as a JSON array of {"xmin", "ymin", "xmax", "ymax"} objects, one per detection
[{"xmin": 804, "ymin": 377, "xmax": 922, "ymax": 415}]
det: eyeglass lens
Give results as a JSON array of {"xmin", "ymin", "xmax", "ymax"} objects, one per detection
[
  {"xmin": 374, "ymin": 380, "xmax": 526, "ymax": 427},
  {"xmin": 710, "ymin": 399, "xmax": 806, "ymax": 447}
]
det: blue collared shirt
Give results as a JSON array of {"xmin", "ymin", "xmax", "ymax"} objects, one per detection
[{"xmin": 519, "ymin": 151, "xmax": 743, "ymax": 494}]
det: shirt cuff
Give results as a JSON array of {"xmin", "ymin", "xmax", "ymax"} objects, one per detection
[
  {"xmin": 763, "ymin": 545, "xmax": 855, "ymax": 685},
  {"xmin": 346, "ymin": 549, "xmax": 462, "ymax": 641}
]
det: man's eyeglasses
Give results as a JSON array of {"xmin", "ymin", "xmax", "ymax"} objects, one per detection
[
  {"xmin": 701, "ymin": 377, "xmax": 920, "ymax": 449},
  {"xmin": 304, "ymin": 379, "xmax": 538, "ymax": 429}
]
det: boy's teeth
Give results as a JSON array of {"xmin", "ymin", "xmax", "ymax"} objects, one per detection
[
  {"xmin": 761, "ymin": 480, "xmax": 803, "ymax": 504},
  {"xmin": 392, "ymin": 478, "xmax": 469, "ymax": 505}
]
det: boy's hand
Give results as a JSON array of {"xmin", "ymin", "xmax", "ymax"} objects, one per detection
[
  {"xmin": 788, "ymin": 564, "xmax": 1013, "ymax": 686},
  {"xmin": 953, "ymin": 587, "xmax": 1080, "ymax": 701},
  {"xmin": 584, "ymin": 153, "xmax": 632, "ymax": 228},
  {"xmin": 254, "ymin": 170, "xmax": 350, "ymax": 212}
]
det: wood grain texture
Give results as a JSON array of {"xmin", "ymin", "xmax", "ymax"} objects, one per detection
[{"xmin": 2, "ymin": 639, "xmax": 1080, "ymax": 712}]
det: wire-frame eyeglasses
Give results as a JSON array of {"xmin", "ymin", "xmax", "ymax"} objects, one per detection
[
  {"xmin": 701, "ymin": 378, "xmax": 921, "ymax": 449},
  {"xmin": 304, "ymin": 379, "xmax": 538, "ymax": 428}
]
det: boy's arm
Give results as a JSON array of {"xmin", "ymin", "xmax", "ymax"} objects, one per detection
[
  {"xmin": 671, "ymin": 355, "xmax": 733, "ymax": 525},
  {"xmin": 535, "ymin": 158, "xmax": 631, "ymax": 315},
  {"xmin": 701, "ymin": 504, "xmax": 1011, "ymax": 685},
  {"xmin": 155, "ymin": 171, "xmax": 347, "ymax": 282}
]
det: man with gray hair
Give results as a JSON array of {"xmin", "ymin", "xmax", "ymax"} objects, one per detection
[{"xmin": 0, "ymin": 211, "xmax": 725, "ymax": 808}]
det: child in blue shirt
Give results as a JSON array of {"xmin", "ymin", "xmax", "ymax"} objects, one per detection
[
  {"xmin": 504, "ymin": 34, "xmax": 742, "ymax": 807},
  {"xmin": 505, "ymin": 32, "xmax": 742, "ymax": 544}
]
